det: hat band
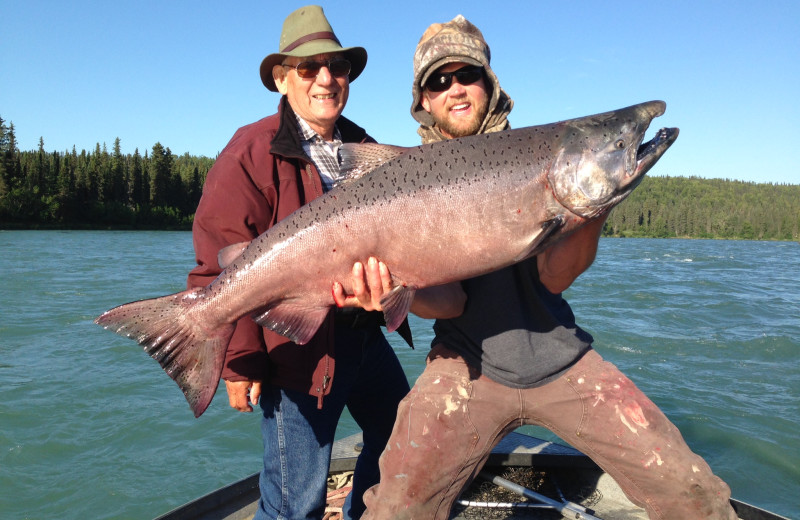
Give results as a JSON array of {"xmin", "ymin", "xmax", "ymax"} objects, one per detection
[{"xmin": 282, "ymin": 31, "xmax": 341, "ymax": 53}]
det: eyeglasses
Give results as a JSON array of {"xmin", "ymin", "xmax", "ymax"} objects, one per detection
[
  {"xmin": 424, "ymin": 65, "xmax": 484, "ymax": 92},
  {"xmin": 282, "ymin": 58, "xmax": 352, "ymax": 79}
]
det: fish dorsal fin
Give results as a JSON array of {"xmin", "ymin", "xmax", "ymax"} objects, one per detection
[
  {"xmin": 513, "ymin": 215, "xmax": 566, "ymax": 263},
  {"xmin": 218, "ymin": 241, "xmax": 251, "ymax": 269},
  {"xmin": 337, "ymin": 143, "xmax": 410, "ymax": 184},
  {"xmin": 251, "ymin": 302, "xmax": 330, "ymax": 346},
  {"xmin": 379, "ymin": 285, "xmax": 416, "ymax": 336}
]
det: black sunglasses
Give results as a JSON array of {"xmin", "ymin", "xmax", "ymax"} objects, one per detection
[
  {"xmin": 283, "ymin": 58, "xmax": 352, "ymax": 79},
  {"xmin": 424, "ymin": 65, "xmax": 484, "ymax": 92}
]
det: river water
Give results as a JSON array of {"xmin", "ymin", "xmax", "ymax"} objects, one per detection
[{"xmin": 1, "ymin": 231, "xmax": 798, "ymax": 519}]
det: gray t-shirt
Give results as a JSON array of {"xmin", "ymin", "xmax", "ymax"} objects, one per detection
[{"xmin": 432, "ymin": 256, "xmax": 593, "ymax": 388}]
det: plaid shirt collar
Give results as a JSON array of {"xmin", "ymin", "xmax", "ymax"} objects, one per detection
[
  {"xmin": 295, "ymin": 115, "xmax": 343, "ymax": 192},
  {"xmin": 295, "ymin": 115, "xmax": 342, "ymax": 143}
]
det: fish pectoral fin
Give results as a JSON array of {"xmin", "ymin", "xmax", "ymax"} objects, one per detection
[
  {"xmin": 251, "ymin": 303, "xmax": 330, "ymax": 346},
  {"xmin": 379, "ymin": 285, "xmax": 416, "ymax": 336},
  {"xmin": 218, "ymin": 241, "xmax": 251, "ymax": 269},
  {"xmin": 513, "ymin": 215, "xmax": 566, "ymax": 263},
  {"xmin": 336, "ymin": 143, "xmax": 411, "ymax": 185}
]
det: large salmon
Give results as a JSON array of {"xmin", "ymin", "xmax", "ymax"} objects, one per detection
[{"xmin": 96, "ymin": 100, "xmax": 678, "ymax": 417}]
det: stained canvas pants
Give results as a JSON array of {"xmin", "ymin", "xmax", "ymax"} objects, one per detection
[{"xmin": 362, "ymin": 345, "xmax": 736, "ymax": 520}]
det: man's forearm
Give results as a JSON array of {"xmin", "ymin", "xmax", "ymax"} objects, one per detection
[
  {"xmin": 537, "ymin": 213, "xmax": 609, "ymax": 294},
  {"xmin": 410, "ymin": 282, "xmax": 466, "ymax": 319}
]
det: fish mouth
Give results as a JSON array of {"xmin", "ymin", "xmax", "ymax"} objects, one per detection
[
  {"xmin": 635, "ymin": 126, "xmax": 680, "ymax": 178},
  {"xmin": 614, "ymin": 124, "xmax": 679, "ymax": 198}
]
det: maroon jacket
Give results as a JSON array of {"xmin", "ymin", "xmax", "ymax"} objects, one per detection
[{"xmin": 187, "ymin": 97, "xmax": 375, "ymax": 406}]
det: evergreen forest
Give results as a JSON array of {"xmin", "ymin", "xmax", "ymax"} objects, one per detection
[{"xmin": 1, "ymin": 116, "xmax": 798, "ymax": 240}]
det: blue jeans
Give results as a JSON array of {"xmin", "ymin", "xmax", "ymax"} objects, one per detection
[{"xmin": 254, "ymin": 324, "xmax": 409, "ymax": 520}]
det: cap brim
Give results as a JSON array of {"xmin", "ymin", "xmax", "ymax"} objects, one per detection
[
  {"xmin": 418, "ymin": 56, "xmax": 484, "ymax": 90},
  {"xmin": 260, "ymin": 45, "xmax": 367, "ymax": 92}
]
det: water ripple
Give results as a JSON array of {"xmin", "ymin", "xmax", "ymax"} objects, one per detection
[{"xmin": 1, "ymin": 232, "xmax": 798, "ymax": 518}]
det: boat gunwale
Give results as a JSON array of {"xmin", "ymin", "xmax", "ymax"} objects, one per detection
[{"xmin": 153, "ymin": 432, "xmax": 790, "ymax": 520}]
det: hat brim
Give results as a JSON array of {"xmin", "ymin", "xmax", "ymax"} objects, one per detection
[{"xmin": 260, "ymin": 42, "xmax": 367, "ymax": 92}]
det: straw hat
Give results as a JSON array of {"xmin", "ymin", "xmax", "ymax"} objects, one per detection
[{"xmin": 259, "ymin": 5, "xmax": 367, "ymax": 92}]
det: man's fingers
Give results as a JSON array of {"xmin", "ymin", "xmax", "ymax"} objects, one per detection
[
  {"xmin": 224, "ymin": 380, "xmax": 254, "ymax": 413},
  {"xmin": 332, "ymin": 281, "xmax": 347, "ymax": 307},
  {"xmin": 379, "ymin": 260, "xmax": 393, "ymax": 293},
  {"xmin": 365, "ymin": 257, "xmax": 383, "ymax": 308},
  {"xmin": 333, "ymin": 281, "xmax": 361, "ymax": 308},
  {"xmin": 249, "ymin": 381, "xmax": 262, "ymax": 406},
  {"xmin": 351, "ymin": 262, "xmax": 366, "ymax": 302},
  {"xmin": 331, "ymin": 259, "xmax": 395, "ymax": 311}
]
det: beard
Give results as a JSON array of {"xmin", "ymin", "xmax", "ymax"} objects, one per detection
[{"xmin": 435, "ymin": 99, "xmax": 490, "ymax": 138}]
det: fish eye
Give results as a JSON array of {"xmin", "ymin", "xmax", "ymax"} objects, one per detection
[{"xmin": 615, "ymin": 139, "xmax": 626, "ymax": 150}]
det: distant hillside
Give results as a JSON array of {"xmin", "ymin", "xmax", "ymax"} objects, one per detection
[{"xmin": 604, "ymin": 175, "xmax": 799, "ymax": 240}]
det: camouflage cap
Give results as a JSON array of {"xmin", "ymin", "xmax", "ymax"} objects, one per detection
[{"xmin": 411, "ymin": 15, "xmax": 501, "ymax": 127}]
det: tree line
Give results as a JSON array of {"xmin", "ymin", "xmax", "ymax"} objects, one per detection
[
  {"xmin": 1, "ymin": 115, "xmax": 798, "ymax": 239},
  {"xmin": 0, "ymin": 116, "xmax": 213, "ymax": 229},
  {"xmin": 604, "ymin": 175, "xmax": 799, "ymax": 240}
]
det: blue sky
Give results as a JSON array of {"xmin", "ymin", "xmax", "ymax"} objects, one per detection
[{"xmin": 3, "ymin": 0, "xmax": 798, "ymax": 184}]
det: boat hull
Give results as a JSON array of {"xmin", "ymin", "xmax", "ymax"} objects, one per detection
[{"xmin": 153, "ymin": 432, "xmax": 788, "ymax": 520}]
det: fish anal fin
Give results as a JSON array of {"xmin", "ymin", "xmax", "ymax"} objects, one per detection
[
  {"xmin": 337, "ymin": 143, "xmax": 410, "ymax": 185},
  {"xmin": 218, "ymin": 241, "xmax": 251, "ymax": 269},
  {"xmin": 512, "ymin": 215, "xmax": 566, "ymax": 263},
  {"xmin": 379, "ymin": 285, "xmax": 416, "ymax": 336},
  {"xmin": 252, "ymin": 303, "xmax": 330, "ymax": 345}
]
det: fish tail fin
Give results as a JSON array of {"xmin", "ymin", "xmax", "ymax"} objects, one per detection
[{"xmin": 94, "ymin": 288, "xmax": 233, "ymax": 417}]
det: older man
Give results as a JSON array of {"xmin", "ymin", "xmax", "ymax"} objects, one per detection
[{"xmin": 187, "ymin": 6, "xmax": 410, "ymax": 519}]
